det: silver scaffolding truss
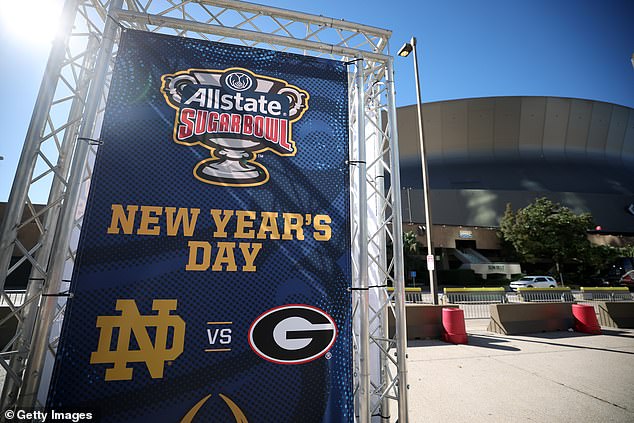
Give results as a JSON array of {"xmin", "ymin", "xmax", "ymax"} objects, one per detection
[{"xmin": 0, "ymin": 0, "xmax": 408, "ymax": 421}]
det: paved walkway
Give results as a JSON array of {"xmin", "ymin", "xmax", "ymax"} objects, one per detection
[
  {"xmin": 1, "ymin": 320, "xmax": 633, "ymax": 422},
  {"xmin": 404, "ymin": 319, "xmax": 634, "ymax": 422}
]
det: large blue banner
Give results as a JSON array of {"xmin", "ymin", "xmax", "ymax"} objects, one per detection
[{"xmin": 48, "ymin": 29, "xmax": 352, "ymax": 422}]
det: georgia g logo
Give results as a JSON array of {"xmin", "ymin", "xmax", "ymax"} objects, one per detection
[{"xmin": 248, "ymin": 304, "xmax": 337, "ymax": 364}]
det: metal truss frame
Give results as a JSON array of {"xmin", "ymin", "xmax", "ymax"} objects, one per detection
[{"xmin": 0, "ymin": 1, "xmax": 408, "ymax": 421}]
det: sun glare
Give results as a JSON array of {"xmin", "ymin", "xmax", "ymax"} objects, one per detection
[{"xmin": 0, "ymin": 0, "xmax": 64, "ymax": 48}]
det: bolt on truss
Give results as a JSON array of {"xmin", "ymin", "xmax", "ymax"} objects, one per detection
[{"xmin": 0, "ymin": 1, "xmax": 409, "ymax": 421}]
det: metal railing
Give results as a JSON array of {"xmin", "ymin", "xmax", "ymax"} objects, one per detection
[
  {"xmin": 515, "ymin": 287, "xmax": 575, "ymax": 303},
  {"xmin": 441, "ymin": 288, "xmax": 507, "ymax": 319},
  {"xmin": 387, "ymin": 287, "xmax": 426, "ymax": 303},
  {"xmin": 395, "ymin": 286, "xmax": 633, "ymax": 319},
  {"xmin": 0, "ymin": 291, "xmax": 27, "ymax": 308},
  {"xmin": 578, "ymin": 287, "xmax": 633, "ymax": 302},
  {"xmin": 574, "ymin": 287, "xmax": 633, "ymax": 314}
]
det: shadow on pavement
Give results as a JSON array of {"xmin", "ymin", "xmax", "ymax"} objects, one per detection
[
  {"xmin": 405, "ymin": 335, "xmax": 522, "ymax": 352},
  {"xmin": 406, "ymin": 339, "xmax": 445, "ymax": 348},
  {"xmin": 498, "ymin": 330, "xmax": 593, "ymax": 340},
  {"xmin": 479, "ymin": 332, "xmax": 634, "ymax": 356},
  {"xmin": 599, "ymin": 328, "xmax": 634, "ymax": 338},
  {"xmin": 466, "ymin": 334, "xmax": 521, "ymax": 351}
]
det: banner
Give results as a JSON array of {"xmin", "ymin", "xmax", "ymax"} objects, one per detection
[{"xmin": 48, "ymin": 30, "xmax": 352, "ymax": 422}]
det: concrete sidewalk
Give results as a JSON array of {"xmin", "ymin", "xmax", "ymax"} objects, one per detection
[{"xmin": 404, "ymin": 319, "xmax": 634, "ymax": 422}]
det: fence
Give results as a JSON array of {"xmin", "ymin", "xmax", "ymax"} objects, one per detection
[
  {"xmin": 0, "ymin": 290, "xmax": 27, "ymax": 308},
  {"xmin": 573, "ymin": 287, "xmax": 633, "ymax": 314},
  {"xmin": 441, "ymin": 288, "xmax": 507, "ymax": 319},
  {"xmin": 516, "ymin": 287, "xmax": 575, "ymax": 303},
  {"xmin": 578, "ymin": 287, "xmax": 633, "ymax": 302},
  {"xmin": 387, "ymin": 287, "xmax": 430, "ymax": 303},
  {"xmin": 395, "ymin": 287, "xmax": 634, "ymax": 320}
]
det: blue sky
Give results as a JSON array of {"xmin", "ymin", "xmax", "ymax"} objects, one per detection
[{"xmin": 1, "ymin": 0, "xmax": 633, "ymax": 202}]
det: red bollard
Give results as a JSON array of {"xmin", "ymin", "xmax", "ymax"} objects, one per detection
[
  {"xmin": 572, "ymin": 304, "xmax": 602, "ymax": 335},
  {"xmin": 442, "ymin": 307, "xmax": 468, "ymax": 344}
]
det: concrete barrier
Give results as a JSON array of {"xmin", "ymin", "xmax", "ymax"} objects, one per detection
[
  {"xmin": 595, "ymin": 302, "xmax": 634, "ymax": 328},
  {"xmin": 442, "ymin": 307, "xmax": 468, "ymax": 344},
  {"xmin": 487, "ymin": 303, "xmax": 574, "ymax": 335},
  {"xmin": 388, "ymin": 304, "xmax": 457, "ymax": 340},
  {"xmin": 572, "ymin": 304, "xmax": 601, "ymax": 334}
]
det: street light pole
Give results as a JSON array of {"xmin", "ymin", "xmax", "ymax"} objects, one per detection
[
  {"xmin": 406, "ymin": 187, "xmax": 412, "ymax": 223},
  {"xmin": 398, "ymin": 37, "xmax": 438, "ymax": 305}
]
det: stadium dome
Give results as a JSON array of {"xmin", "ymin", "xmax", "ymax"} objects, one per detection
[{"xmin": 398, "ymin": 96, "xmax": 634, "ymax": 239}]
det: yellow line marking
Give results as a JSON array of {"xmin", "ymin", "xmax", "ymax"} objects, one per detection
[
  {"xmin": 204, "ymin": 348, "xmax": 232, "ymax": 352},
  {"xmin": 207, "ymin": 321, "xmax": 233, "ymax": 325},
  {"xmin": 444, "ymin": 287, "xmax": 505, "ymax": 293},
  {"xmin": 580, "ymin": 287, "xmax": 628, "ymax": 291}
]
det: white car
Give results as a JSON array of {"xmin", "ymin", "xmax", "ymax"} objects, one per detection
[{"xmin": 510, "ymin": 276, "xmax": 557, "ymax": 291}]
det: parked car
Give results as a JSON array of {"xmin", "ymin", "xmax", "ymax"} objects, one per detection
[
  {"xmin": 510, "ymin": 276, "xmax": 557, "ymax": 291},
  {"xmin": 620, "ymin": 270, "xmax": 634, "ymax": 287}
]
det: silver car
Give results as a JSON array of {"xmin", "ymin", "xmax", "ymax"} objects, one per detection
[{"xmin": 510, "ymin": 276, "xmax": 557, "ymax": 291}]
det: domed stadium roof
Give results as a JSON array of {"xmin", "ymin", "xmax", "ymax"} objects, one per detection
[
  {"xmin": 399, "ymin": 96, "xmax": 634, "ymax": 165},
  {"xmin": 397, "ymin": 96, "xmax": 634, "ymax": 233}
]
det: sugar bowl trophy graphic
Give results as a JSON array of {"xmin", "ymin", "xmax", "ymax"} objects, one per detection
[{"xmin": 162, "ymin": 67, "xmax": 309, "ymax": 186}]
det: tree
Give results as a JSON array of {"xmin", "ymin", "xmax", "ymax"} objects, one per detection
[
  {"xmin": 574, "ymin": 244, "xmax": 620, "ymax": 282},
  {"xmin": 402, "ymin": 231, "xmax": 423, "ymax": 285},
  {"xmin": 619, "ymin": 245, "xmax": 634, "ymax": 259},
  {"xmin": 403, "ymin": 231, "xmax": 419, "ymax": 255},
  {"xmin": 499, "ymin": 198, "xmax": 594, "ymax": 282}
]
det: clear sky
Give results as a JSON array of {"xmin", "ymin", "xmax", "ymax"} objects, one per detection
[{"xmin": 1, "ymin": 0, "xmax": 633, "ymax": 203}]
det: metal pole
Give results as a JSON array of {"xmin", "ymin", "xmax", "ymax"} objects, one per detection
[
  {"xmin": 114, "ymin": 9, "xmax": 389, "ymax": 63},
  {"xmin": 0, "ymin": 0, "xmax": 81, "ymax": 411},
  {"xmin": 406, "ymin": 188, "xmax": 412, "ymax": 223},
  {"xmin": 2, "ymin": 35, "xmax": 98, "ymax": 411},
  {"xmin": 18, "ymin": 0, "xmax": 125, "ymax": 407},
  {"xmin": 17, "ymin": 36, "xmax": 100, "ymax": 408},
  {"xmin": 410, "ymin": 37, "xmax": 438, "ymax": 305},
  {"xmin": 0, "ymin": 0, "xmax": 80, "ymax": 297},
  {"xmin": 364, "ymin": 77, "xmax": 389, "ymax": 423},
  {"xmin": 386, "ymin": 57, "xmax": 409, "ymax": 422},
  {"xmin": 355, "ymin": 59, "xmax": 371, "ymax": 423}
]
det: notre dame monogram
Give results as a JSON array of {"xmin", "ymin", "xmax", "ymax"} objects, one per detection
[{"xmin": 90, "ymin": 299, "xmax": 186, "ymax": 381}]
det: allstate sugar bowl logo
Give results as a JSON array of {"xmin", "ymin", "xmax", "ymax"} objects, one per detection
[{"xmin": 161, "ymin": 67, "xmax": 309, "ymax": 187}]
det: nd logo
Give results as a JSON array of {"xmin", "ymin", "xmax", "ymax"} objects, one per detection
[{"xmin": 90, "ymin": 299, "xmax": 186, "ymax": 381}]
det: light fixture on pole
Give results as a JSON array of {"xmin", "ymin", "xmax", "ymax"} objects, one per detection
[
  {"xmin": 398, "ymin": 37, "xmax": 438, "ymax": 305},
  {"xmin": 398, "ymin": 43, "xmax": 413, "ymax": 57}
]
